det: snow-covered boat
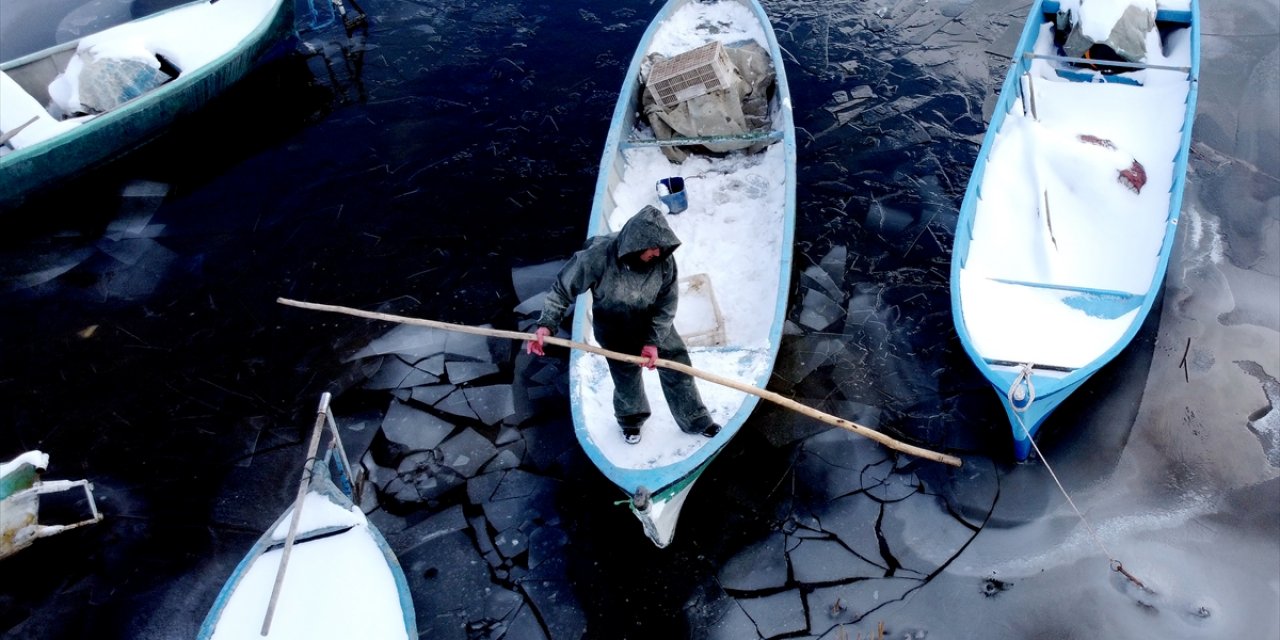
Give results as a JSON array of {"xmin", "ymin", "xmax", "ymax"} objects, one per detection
[
  {"xmin": 571, "ymin": 0, "xmax": 795, "ymax": 546},
  {"xmin": 950, "ymin": 0, "xmax": 1199, "ymax": 461},
  {"xmin": 198, "ymin": 393, "xmax": 416, "ymax": 639},
  {"xmin": 0, "ymin": 451, "xmax": 102, "ymax": 559},
  {"xmin": 0, "ymin": 0, "xmax": 295, "ymax": 208}
]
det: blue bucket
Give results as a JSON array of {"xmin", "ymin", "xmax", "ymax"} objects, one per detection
[{"xmin": 656, "ymin": 177, "xmax": 687, "ymax": 214}]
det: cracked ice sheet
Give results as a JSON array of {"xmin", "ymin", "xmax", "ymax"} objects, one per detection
[
  {"xmin": 397, "ymin": 528, "xmax": 492, "ymax": 637},
  {"xmin": 463, "ymin": 384, "xmax": 515, "ymax": 426},
  {"xmin": 521, "ymin": 526, "xmax": 586, "ymax": 640}
]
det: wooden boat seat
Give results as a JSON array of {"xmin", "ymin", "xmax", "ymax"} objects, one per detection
[
  {"xmin": 958, "ymin": 271, "xmax": 1145, "ymax": 370},
  {"xmin": 1024, "ymin": 53, "xmax": 1190, "ymax": 86},
  {"xmin": 986, "ymin": 277, "xmax": 1143, "ymax": 301},
  {"xmin": 623, "ymin": 128, "xmax": 782, "ymax": 148},
  {"xmin": 263, "ymin": 523, "xmax": 357, "ymax": 551}
]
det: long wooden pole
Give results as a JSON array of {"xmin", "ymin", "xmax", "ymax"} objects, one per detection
[
  {"xmin": 276, "ymin": 298, "xmax": 963, "ymax": 467},
  {"xmin": 261, "ymin": 392, "xmax": 332, "ymax": 636}
]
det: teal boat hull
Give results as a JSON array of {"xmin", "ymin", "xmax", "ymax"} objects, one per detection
[{"xmin": 0, "ymin": 0, "xmax": 296, "ymax": 209}]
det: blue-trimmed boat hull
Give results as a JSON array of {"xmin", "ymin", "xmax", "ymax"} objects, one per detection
[
  {"xmin": 197, "ymin": 450, "xmax": 415, "ymax": 639},
  {"xmin": 572, "ymin": 0, "xmax": 796, "ymax": 545},
  {"xmin": 950, "ymin": 0, "xmax": 1200, "ymax": 461}
]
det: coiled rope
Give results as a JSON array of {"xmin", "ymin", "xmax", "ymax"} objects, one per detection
[{"xmin": 1008, "ymin": 364, "xmax": 1149, "ymax": 592}]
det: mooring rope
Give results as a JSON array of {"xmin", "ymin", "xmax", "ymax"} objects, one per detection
[{"xmin": 1009, "ymin": 366, "xmax": 1149, "ymax": 592}]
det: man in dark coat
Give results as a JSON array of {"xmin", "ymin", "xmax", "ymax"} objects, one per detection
[{"xmin": 526, "ymin": 205, "xmax": 721, "ymax": 444}]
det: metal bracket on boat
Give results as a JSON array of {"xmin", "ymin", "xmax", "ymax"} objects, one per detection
[{"xmin": 632, "ymin": 486, "xmax": 651, "ymax": 513}]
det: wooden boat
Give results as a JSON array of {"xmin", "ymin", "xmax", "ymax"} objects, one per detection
[
  {"xmin": 198, "ymin": 393, "xmax": 416, "ymax": 639},
  {"xmin": 572, "ymin": 0, "xmax": 795, "ymax": 546},
  {"xmin": 0, "ymin": 451, "xmax": 102, "ymax": 559},
  {"xmin": 950, "ymin": 0, "xmax": 1199, "ymax": 461},
  {"xmin": 0, "ymin": 0, "xmax": 295, "ymax": 208}
]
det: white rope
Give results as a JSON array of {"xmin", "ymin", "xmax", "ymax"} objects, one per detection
[{"xmin": 1009, "ymin": 367, "xmax": 1148, "ymax": 591}]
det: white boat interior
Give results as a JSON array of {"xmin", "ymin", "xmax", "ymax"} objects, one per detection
[{"xmin": 957, "ymin": 15, "xmax": 1193, "ymax": 371}]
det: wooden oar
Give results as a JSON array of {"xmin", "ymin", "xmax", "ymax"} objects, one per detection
[{"xmin": 276, "ymin": 298, "xmax": 963, "ymax": 468}]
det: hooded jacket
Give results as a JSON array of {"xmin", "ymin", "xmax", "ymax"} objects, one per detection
[{"xmin": 537, "ymin": 206, "xmax": 682, "ymax": 345}]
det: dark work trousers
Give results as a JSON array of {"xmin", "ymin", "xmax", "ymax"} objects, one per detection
[{"xmin": 593, "ymin": 315, "xmax": 713, "ymax": 434}]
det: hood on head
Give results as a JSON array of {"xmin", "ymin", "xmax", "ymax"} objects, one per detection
[{"xmin": 616, "ymin": 205, "xmax": 681, "ymax": 260}]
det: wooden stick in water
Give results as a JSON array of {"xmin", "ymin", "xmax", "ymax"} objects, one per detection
[
  {"xmin": 276, "ymin": 298, "xmax": 963, "ymax": 468},
  {"xmin": 261, "ymin": 392, "xmax": 332, "ymax": 636}
]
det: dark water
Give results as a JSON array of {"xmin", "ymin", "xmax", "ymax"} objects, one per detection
[{"xmin": 3, "ymin": 0, "xmax": 1277, "ymax": 638}]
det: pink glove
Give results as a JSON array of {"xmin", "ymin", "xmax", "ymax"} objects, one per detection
[
  {"xmin": 527, "ymin": 327, "xmax": 551, "ymax": 356},
  {"xmin": 640, "ymin": 345, "xmax": 658, "ymax": 369}
]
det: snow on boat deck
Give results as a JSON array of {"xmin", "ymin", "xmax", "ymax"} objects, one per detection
[
  {"xmin": 206, "ymin": 491, "xmax": 409, "ymax": 640},
  {"xmin": 958, "ymin": 22, "xmax": 1192, "ymax": 369}
]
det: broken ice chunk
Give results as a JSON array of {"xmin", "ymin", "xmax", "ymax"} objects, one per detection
[
  {"xmin": 463, "ymin": 385, "xmax": 515, "ymax": 426},
  {"xmin": 484, "ymin": 448, "xmax": 521, "ymax": 473},
  {"xmin": 347, "ymin": 324, "xmax": 447, "ymax": 361},
  {"xmin": 364, "ymin": 356, "xmax": 440, "ymax": 390},
  {"xmin": 381, "ymin": 399, "xmax": 455, "ymax": 452},
  {"xmin": 481, "ymin": 470, "xmax": 560, "ymax": 533},
  {"xmin": 390, "ymin": 504, "xmax": 468, "ymax": 554},
  {"xmin": 805, "ymin": 578, "xmax": 918, "ymax": 628},
  {"xmin": 397, "ymin": 531, "xmax": 492, "ymax": 633},
  {"xmin": 445, "ymin": 361, "xmax": 501, "ymax": 384},
  {"xmin": 789, "ymin": 537, "xmax": 882, "ymax": 583},
  {"xmin": 435, "ymin": 389, "xmax": 480, "ymax": 421},
  {"xmin": 773, "ymin": 336, "xmax": 847, "ymax": 385},
  {"xmin": 798, "ymin": 287, "xmax": 844, "ymax": 332},
  {"xmin": 437, "ymin": 428, "xmax": 499, "ymax": 478},
  {"xmin": 864, "ymin": 458, "xmax": 919, "ymax": 502},
  {"xmin": 801, "ymin": 265, "xmax": 843, "ymax": 303},
  {"xmin": 514, "ymin": 290, "xmax": 549, "ymax": 316},
  {"xmin": 410, "ymin": 384, "xmax": 454, "ymax": 406},
  {"xmin": 512, "ymin": 260, "xmax": 567, "ymax": 303},
  {"xmin": 493, "ymin": 528, "xmax": 527, "ymax": 559},
  {"xmin": 818, "ymin": 245, "xmax": 848, "ymax": 291},
  {"xmin": 814, "ymin": 494, "xmax": 887, "ymax": 565},
  {"xmin": 736, "ymin": 589, "xmax": 807, "ymax": 637},
  {"xmin": 444, "ymin": 331, "xmax": 495, "ymax": 362}
]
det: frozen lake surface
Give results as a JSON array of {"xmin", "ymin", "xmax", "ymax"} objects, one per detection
[{"xmin": 1, "ymin": 0, "xmax": 1276, "ymax": 638}]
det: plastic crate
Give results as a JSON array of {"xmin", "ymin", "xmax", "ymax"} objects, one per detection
[
  {"xmin": 647, "ymin": 41, "xmax": 736, "ymax": 111},
  {"xmin": 674, "ymin": 273, "xmax": 726, "ymax": 347}
]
